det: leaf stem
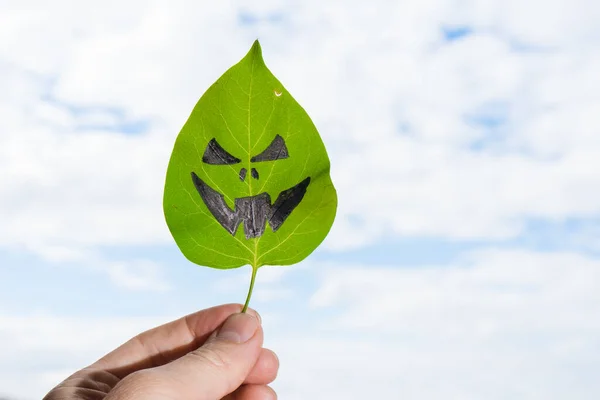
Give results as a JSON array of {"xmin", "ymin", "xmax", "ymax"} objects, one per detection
[{"xmin": 241, "ymin": 265, "xmax": 258, "ymax": 313}]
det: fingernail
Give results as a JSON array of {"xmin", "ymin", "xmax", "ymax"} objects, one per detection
[
  {"xmin": 249, "ymin": 309, "xmax": 262, "ymax": 325},
  {"xmin": 217, "ymin": 313, "xmax": 259, "ymax": 343}
]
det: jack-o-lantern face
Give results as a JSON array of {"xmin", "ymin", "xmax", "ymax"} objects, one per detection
[{"xmin": 191, "ymin": 134, "xmax": 310, "ymax": 239}]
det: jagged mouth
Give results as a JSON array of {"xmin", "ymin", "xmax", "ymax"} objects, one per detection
[{"xmin": 191, "ymin": 172, "xmax": 311, "ymax": 239}]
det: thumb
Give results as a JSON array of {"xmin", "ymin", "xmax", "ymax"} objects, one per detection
[
  {"xmin": 161, "ymin": 312, "xmax": 263, "ymax": 400},
  {"xmin": 107, "ymin": 312, "xmax": 263, "ymax": 400}
]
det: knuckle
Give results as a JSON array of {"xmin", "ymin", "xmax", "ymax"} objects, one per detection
[
  {"xmin": 188, "ymin": 346, "xmax": 242, "ymax": 393},
  {"xmin": 191, "ymin": 346, "xmax": 233, "ymax": 371}
]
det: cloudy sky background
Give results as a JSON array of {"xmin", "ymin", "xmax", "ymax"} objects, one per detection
[{"xmin": 1, "ymin": 0, "xmax": 600, "ymax": 399}]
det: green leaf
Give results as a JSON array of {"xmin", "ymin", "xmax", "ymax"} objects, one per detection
[{"xmin": 163, "ymin": 40, "xmax": 337, "ymax": 308}]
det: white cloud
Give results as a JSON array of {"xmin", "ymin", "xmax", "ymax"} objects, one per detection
[
  {"xmin": 271, "ymin": 249, "xmax": 600, "ymax": 399},
  {"xmin": 1, "ymin": 0, "xmax": 600, "ymax": 255},
  {"xmin": 8, "ymin": 243, "xmax": 173, "ymax": 292},
  {"xmin": 311, "ymin": 249, "xmax": 600, "ymax": 334},
  {"xmin": 104, "ymin": 260, "xmax": 172, "ymax": 292},
  {"xmin": 0, "ymin": 313, "xmax": 167, "ymax": 400},
  {"xmin": 3, "ymin": 249, "xmax": 599, "ymax": 399}
]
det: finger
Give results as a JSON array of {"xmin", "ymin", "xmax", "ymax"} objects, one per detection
[
  {"xmin": 244, "ymin": 348, "xmax": 279, "ymax": 385},
  {"xmin": 158, "ymin": 312, "xmax": 263, "ymax": 400},
  {"xmin": 92, "ymin": 304, "xmax": 260, "ymax": 377},
  {"xmin": 224, "ymin": 384, "xmax": 277, "ymax": 400}
]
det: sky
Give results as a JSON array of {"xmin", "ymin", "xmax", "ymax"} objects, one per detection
[{"xmin": 1, "ymin": 0, "xmax": 600, "ymax": 399}]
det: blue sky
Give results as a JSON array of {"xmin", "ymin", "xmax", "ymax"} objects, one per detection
[{"xmin": 1, "ymin": 1, "xmax": 600, "ymax": 399}]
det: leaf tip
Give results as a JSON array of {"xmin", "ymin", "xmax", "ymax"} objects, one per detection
[{"xmin": 245, "ymin": 39, "xmax": 265, "ymax": 65}]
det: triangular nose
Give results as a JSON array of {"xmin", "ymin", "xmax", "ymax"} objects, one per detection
[{"xmin": 239, "ymin": 168, "xmax": 247, "ymax": 182}]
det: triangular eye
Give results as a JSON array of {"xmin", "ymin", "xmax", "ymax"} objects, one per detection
[
  {"xmin": 202, "ymin": 138, "xmax": 241, "ymax": 165},
  {"xmin": 251, "ymin": 135, "xmax": 289, "ymax": 162}
]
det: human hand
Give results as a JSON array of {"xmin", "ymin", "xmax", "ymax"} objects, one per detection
[{"xmin": 43, "ymin": 304, "xmax": 278, "ymax": 400}]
